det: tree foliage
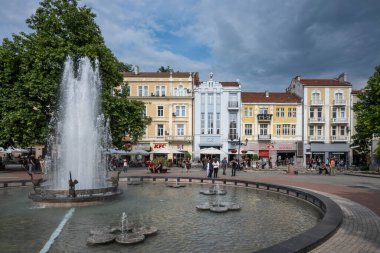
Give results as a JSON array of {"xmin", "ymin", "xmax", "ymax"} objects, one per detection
[
  {"xmin": 352, "ymin": 66, "xmax": 380, "ymax": 156},
  {"xmin": 157, "ymin": 65, "xmax": 173, "ymax": 72},
  {"xmin": 0, "ymin": 0, "xmax": 149, "ymax": 148}
]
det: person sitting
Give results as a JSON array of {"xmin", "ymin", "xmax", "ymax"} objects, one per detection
[
  {"xmin": 148, "ymin": 160, "xmax": 155, "ymax": 173},
  {"xmin": 319, "ymin": 162, "xmax": 328, "ymax": 175},
  {"xmin": 155, "ymin": 162, "xmax": 163, "ymax": 173}
]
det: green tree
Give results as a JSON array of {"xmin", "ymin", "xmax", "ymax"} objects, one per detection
[
  {"xmin": 0, "ymin": 0, "xmax": 149, "ymax": 148},
  {"xmin": 157, "ymin": 65, "xmax": 173, "ymax": 72},
  {"xmin": 352, "ymin": 66, "xmax": 380, "ymax": 157},
  {"xmin": 117, "ymin": 61, "xmax": 133, "ymax": 72}
]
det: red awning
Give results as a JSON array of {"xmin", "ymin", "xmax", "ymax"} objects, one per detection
[{"xmin": 259, "ymin": 150, "xmax": 269, "ymax": 157}]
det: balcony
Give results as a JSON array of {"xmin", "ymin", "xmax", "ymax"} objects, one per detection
[
  {"xmin": 258, "ymin": 134, "xmax": 271, "ymax": 140},
  {"xmin": 331, "ymin": 136, "xmax": 348, "ymax": 142},
  {"xmin": 310, "ymin": 99, "xmax": 323, "ymax": 106},
  {"xmin": 309, "ymin": 117, "xmax": 325, "ymax": 124},
  {"xmin": 333, "ymin": 99, "xmax": 346, "ymax": 106},
  {"xmin": 309, "ymin": 135, "xmax": 324, "ymax": 142},
  {"xmin": 257, "ymin": 114, "xmax": 272, "ymax": 121},
  {"xmin": 331, "ymin": 117, "xmax": 347, "ymax": 124},
  {"xmin": 228, "ymin": 101, "xmax": 239, "ymax": 109},
  {"xmin": 166, "ymin": 135, "xmax": 193, "ymax": 143}
]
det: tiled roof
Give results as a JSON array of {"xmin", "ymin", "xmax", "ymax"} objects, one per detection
[
  {"xmin": 351, "ymin": 89, "xmax": 363, "ymax": 94},
  {"xmin": 123, "ymin": 72, "xmax": 196, "ymax": 78},
  {"xmin": 300, "ymin": 78, "xmax": 350, "ymax": 86},
  {"xmin": 221, "ymin": 81, "xmax": 240, "ymax": 87},
  {"xmin": 241, "ymin": 92, "xmax": 301, "ymax": 103}
]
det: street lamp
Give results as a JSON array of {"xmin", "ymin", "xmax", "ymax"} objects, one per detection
[{"xmin": 230, "ymin": 136, "xmax": 248, "ymax": 168}]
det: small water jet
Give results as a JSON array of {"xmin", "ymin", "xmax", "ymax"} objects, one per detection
[
  {"xmin": 197, "ymin": 183, "xmax": 240, "ymax": 213},
  {"xmin": 166, "ymin": 180, "xmax": 186, "ymax": 188},
  {"xmin": 199, "ymin": 183, "xmax": 227, "ymax": 195}
]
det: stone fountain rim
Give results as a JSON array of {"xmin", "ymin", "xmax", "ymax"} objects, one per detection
[{"xmin": 124, "ymin": 175, "xmax": 343, "ymax": 253}]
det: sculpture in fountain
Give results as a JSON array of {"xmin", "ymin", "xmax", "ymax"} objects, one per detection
[{"xmin": 28, "ymin": 57, "xmax": 122, "ymax": 206}]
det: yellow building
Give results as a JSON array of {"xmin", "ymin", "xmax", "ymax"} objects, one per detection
[
  {"xmin": 241, "ymin": 92, "xmax": 302, "ymax": 166},
  {"xmin": 122, "ymin": 69, "xmax": 199, "ymax": 161}
]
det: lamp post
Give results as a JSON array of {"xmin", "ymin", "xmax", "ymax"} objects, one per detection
[{"xmin": 230, "ymin": 137, "xmax": 248, "ymax": 169}]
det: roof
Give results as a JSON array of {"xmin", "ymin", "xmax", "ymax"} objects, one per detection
[
  {"xmin": 351, "ymin": 89, "xmax": 363, "ymax": 95},
  {"xmin": 123, "ymin": 72, "xmax": 197, "ymax": 78},
  {"xmin": 299, "ymin": 78, "xmax": 350, "ymax": 86},
  {"xmin": 241, "ymin": 92, "xmax": 301, "ymax": 103},
  {"xmin": 221, "ymin": 81, "xmax": 240, "ymax": 87}
]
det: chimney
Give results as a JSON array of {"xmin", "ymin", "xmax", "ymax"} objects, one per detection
[
  {"xmin": 295, "ymin": 75, "xmax": 301, "ymax": 81},
  {"xmin": 265, "ymin": 91, "xmax": 269, "ymax": 98},
  {"xmin": 338, "ymin": 72, "xmax": 347, "ymax": 82},
  {"xmin": 134, "ymin": 65, "xmax": 139, "ymax": 75}
]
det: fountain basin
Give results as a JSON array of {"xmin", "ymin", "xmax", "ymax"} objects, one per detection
[
  {"xmin": 87, "ymin": 233, "xmax": 115, "ymax": 245},
  {"xmin": 115, "ymin": 233, "xmax": 145, "ymax": 245},
  {"xmin": 199, "ymin": 189, "xmax": 227, "ymax": 195},
  {"xmin": 28, "ymin": 187, "xmax": 122, "ymax": 207}
]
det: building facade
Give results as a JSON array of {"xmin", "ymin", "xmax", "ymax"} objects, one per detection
[
  {"xmin": 288, "ymin": 73, "xmax": 352, "ymax": 167},
  {"xmin": 123, "ymin": 68, "xmax": 198, "ymax": 159},
  {"xmin": 193, "ymin": 73, "xmax": 241, "ymax": 160},
  {"xmin": 241, "ymin": 92, "xmax": 303, "ymax": 166}
]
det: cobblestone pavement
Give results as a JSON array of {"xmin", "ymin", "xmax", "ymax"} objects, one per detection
[{"xmin": 2, "ymin": 167, "xmax": 380, "ymax": 252}]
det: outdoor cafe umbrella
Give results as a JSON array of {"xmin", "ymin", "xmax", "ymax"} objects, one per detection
[
  {"xmin": 105, "ymin": 148, "xmax": 129, "ymax": 155},
  {"xmin": 150, "ymin": 148, "xmax": 182, "ymax": 154},
  {"xmin": 128, "ymin": 149, "xmax": 150, "ymax": 156},
  {"xmin": 196, "ymin": 147, "xmax": 226, "ymax": 155}
]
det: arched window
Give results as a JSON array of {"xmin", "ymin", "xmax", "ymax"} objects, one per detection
[{"xmin": 335, "ymin": 91, "xmax": 343, "ymax": 103}]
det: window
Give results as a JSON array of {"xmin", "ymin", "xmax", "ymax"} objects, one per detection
[
  {"xmin": 260, "ymin": 124, "xmax": 268, "ymax": 135},
  {"xmin": 276, "ymin": 108, "xmax": 284, "ymax": 117},
  {"xmin": 276, "ymin": 125, "xmax": 281, "ymax": 135},
  {"xmin": 291, "ymin": 125, "xmax": 296, "ymax": 135},
  {"xmin": 332, "ymin": 107, "xmax": 337, "ymax": 118},
  {"xmin": 260, "ymin": 106, "xmax": 268, "ymax": 114},
  {"xmin": 309, "ymin": 126, "xmax": 314, "ymax": 136},
  {"xmin": 244, "ymin": 108, "xmax": 248, "ymax": 117},
  {"xmin": 176, "ymin": 124, "xmax": 185, "ymax": 136},
  {"xmin": 288, "ymin": 108, "xmax": 297, "ymax": 117},
  {"xmin": 208, "ymin": 113, "xmax": 213, "ymax": 134},
  {"xmin": 216, "ymin": 94, "xmax": 221, "ymax": 105},
  {"xmin": 216, "ymin": 113, "xmax": 220, "ymax": 134},
  {"xmin": 309, "ymin": 108, "xmax": 315, "ymax": 118},
  {"xmin": 244, "ymin": 107, "xmax": 253, "ymax": 117},
  {"xmin": 332, "ymin": 126, "xmax": 337, "ymax": 136},
  {"xmin": 245, "ymin": 124, "xmax": 252, "ymax": 135},
  {"xmin": 175, "ymin": 106, "xmax": 186, "ymax": 117},
  {"xmin": 138, "ymin": 86, "xmax": 148, "ymax": 96},
  {"xmin": 229, "ymin": 93, "xmax": 238, "ymax": 107},
  {"xmin": 282, "ymin": 124, "xmax": 290, "ymax": 135},
  {"xmin": 312, "ymin": 91, "xmax": 320, "ymax": 103},
  {"xmin": 317, "ymin": 126, "xmax": 323, "ymax": 136},
  {"xmin": 201, "ymin": 94, "xmax": 205, "ymax": 105},
  {"xmin": 229, "ymin": 113, "xmax": 237, "ymax": 139},
  {"xmin": 201, "ymin": 113, "xmax": 205, "ymax": 134},
  {"xmin": 317, "ymin": 108, "xmax": 322, "ymax": 118},
  {"xmin": 340, "ymin": 107, "xmax": 345, "ymax": 118},
  {"xmin": 335, "ymin": 92, "xmax": 343, "ymax": 103},
  {"xmin": 157, "ymin": 124, "xmax": 164, "ymax": 137},
  {"xmin": 340, "ymin": 125, "xmax": 345, "ymax": 136},
  {"xmin": 157, "ymin": 106, "xmax": 164, "ymax": 117},
  {"xmin": 155, "ymin": 86, "xmax": 166, "ymax": 96},
  {"xmin": 208, "ymin": 94, "xmax": 213, "ymax": 105}
]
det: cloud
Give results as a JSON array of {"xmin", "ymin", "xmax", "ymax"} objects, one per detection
[{"xmin": 1, "ymin": 0, "xmax": 379, "ymax": 91}]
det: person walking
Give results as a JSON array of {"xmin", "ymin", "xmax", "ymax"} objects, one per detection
[
  {"xmin": 185, "ymin": 158, "xmax": 191, "ymax": 173},
  {"xmin": 329, "ymin": 158, "xmax": 336, "ymax": 176},
  {"xmin": 212, "ymin": 158, "xmax": 219, "ymax": 178},
  {"xmin": 231, "ymin": 158, "xmax": 237, "ymax": 176},
  {"xmin": 221, "ymin": 157, "xmax": 228, "ymax": 175},
  {"xmin": 123, "ymin": 158, "xmax": 128, "ymax": 173},
  {"xmin": 207, "ymin": 159, "xmax": 213, "ymax": 178}
]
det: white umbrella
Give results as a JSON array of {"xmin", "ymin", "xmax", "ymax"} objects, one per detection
[
  {"xmin": 150, "ymin": 148, "xmax": 182, "ymax": 154},
  {"xmin": 128, "ymin": 149, "xmax": 150, "ymax": 156},
  {"xmin": 197, "ymin": 148, "xmax": 226, "ymax": 155},
  {"xmin": 105, "ymin": 148, "xmax": 129, "ymax": 155}
]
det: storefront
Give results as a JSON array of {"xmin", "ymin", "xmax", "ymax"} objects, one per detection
[{"xmin": 310, "ymin": 143, "xmax": 350, "ymax": 166}]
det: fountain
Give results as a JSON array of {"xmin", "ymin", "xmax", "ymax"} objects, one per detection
[
  {"xmin": 199, "ymin": 182, "xmax": 227, "ymax": 195},
  {"xmin": 166, "ymin": 179, "xmax": 186, "ymax": 188},
  {"xmin": 87, "ymin": 212, "xmax": 158, "ymax": 246},
  {"xmin": 197, "ymin": 183, "xmax": 240, "ymax": 212},
  {"xmin": 28, "ymin": 57, "xmax": 122, "ymax": 206}
]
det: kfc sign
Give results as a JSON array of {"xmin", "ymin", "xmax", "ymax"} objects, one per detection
[{"xmin": 154, "ymin": 144, "xmax": 166, "ymax": 149}]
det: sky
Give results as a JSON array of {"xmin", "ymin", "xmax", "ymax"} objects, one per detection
[{"xmin": 1, "ymin": 0, "xmax": 379, "ymax": 91}]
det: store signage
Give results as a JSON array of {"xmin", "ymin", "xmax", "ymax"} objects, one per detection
[{"xmin": 154, "ymin": 144, "xmax": 166, "ymax": 149}]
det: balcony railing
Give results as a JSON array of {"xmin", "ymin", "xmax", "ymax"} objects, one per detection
[
  {"xmin": 310, "ymin": 99, "xmax": 323, "ymax": 106},
  {"xmin": 309, "ymin": 117, "xmax": 325, "ymax": 123},
  {"xmin": 333, "ymin": 99, "xmax": 346, "ymax": 106},
  {"xmin": 228, "ymin": 101, "xmax": 239, "ymax": 108},
  {"xmin": 331, "ymin": 136, "xmax": 348, "ymax": 142},
  {"xmin": 258, "ymin": 134, "xmax": 271, "ymax": 140},
  {"xmin": 310, "ymin": 135, "xmax": 324, "ymax": 142},
  {"xmin": 257, "ymin": 114, "xmax": 272, "ymax": 121},
  {"xmin": 166, "ymin": 135, "xmax": 192, "ymax": 143},
  {"xmin": 331, "ymin": 118, "xmax": 347, "ymax": 124}
]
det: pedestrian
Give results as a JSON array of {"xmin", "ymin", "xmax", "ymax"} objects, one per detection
[
  {"xmin": 212, "ymin": 158, "xmax": 219, "ymax": 178},
  {"xmin": 329, "ymin": 158, "xmax": 336, "ymax": 176},
  {"xmin": 221, "ymin": 157, "xmax": 228, "ymax": 175},
  {"xmin": 185, "ymin": 158, "xmax": 191, "ymax": 173},
  {"xmin": 231, "ymin": 158, "xmax": 237, "ymax": 176},
  {"xmin": 207, "ymin": 159, "xmax": 213, "ymax": 178},
  {"xmin": 123, "ymin": 158, "xmax": 128, "ymax": 173},
  {"xmin": 28, "ymin": 156, "xmax": 35, "ymax": 173}
]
